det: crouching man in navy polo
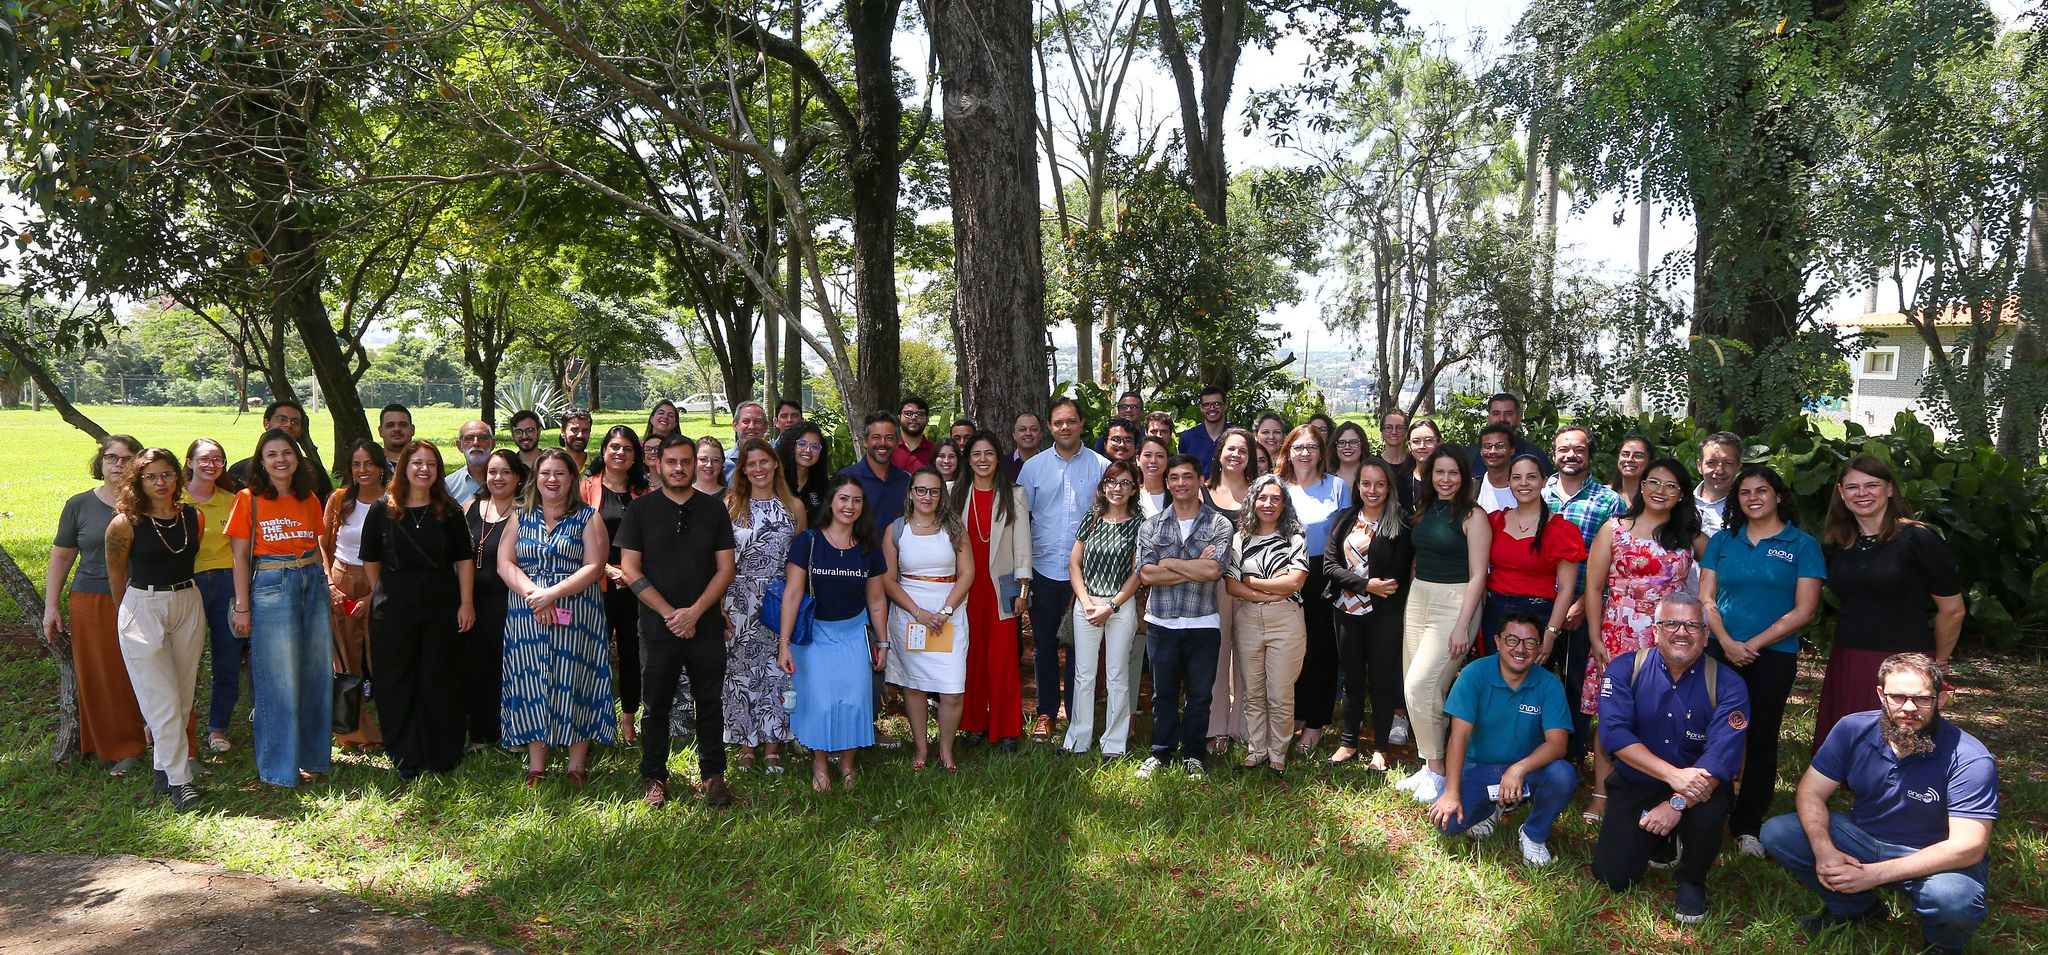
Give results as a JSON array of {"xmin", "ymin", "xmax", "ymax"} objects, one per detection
[
  {"xmin": 1426, "ymin": 612, "xmax": 1577, "ymax": 866},
  {"xmin": 1762, "ymin": 652, "xmax": 1997, "ymax": 954},
  {"xmin": 1590, "ymin": 591, "xmax": 1749, "ymax": 925}
]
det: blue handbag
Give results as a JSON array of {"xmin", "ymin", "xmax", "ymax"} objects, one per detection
[{"xmin": 760, "ymin": 530, "xmax": 817, "ymax": 646}]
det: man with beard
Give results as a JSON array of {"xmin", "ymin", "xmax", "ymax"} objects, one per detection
[
  {"xmin": 1542, "ymin": 424, "xmax": 1626, "ymax": 759},
  {"xmin": 1178, "ymin": 385, "xmax": 1230, "ymax": 475},
  {"xmin": 1100, "ymin": 418, "xmax": 1139, "ymax": 466},
  {"xmin": 1427, "ymin": 613, "xmax": 1576, "ymax": 866},
  {"xmin": 890, "ymin": 394, "xmax": 936, "ymax": 473},
  {"xmin": 1762, "ymin": 653, "xmax": 1996, "ymax": 954},
  {"xmin": 559, "ymin": 408, "xmax": 592, "ymax": 472},
  {"xmin": 1592, "ymin": 591, "xmax": 1749, "ymax": 925},
  {"xmin": 443, "ymin": 420, "xmax": 494, "ymax": 503},
  {"xmin": 378, "ymin": 404, "xmax": 416, "ymax": 474},
  {"xmin": 508, "ymin": 410, "xmax": 544, "ymax": 473}
]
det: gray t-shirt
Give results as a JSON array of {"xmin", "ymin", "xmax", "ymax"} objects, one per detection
[{"xmin": 53, "ymin": 489, "xmax": 117, "ymax": 595}]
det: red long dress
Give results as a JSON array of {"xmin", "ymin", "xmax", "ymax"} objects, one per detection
[{"xmin": 960, "ymin": 487, "xmax": 1023, "ymax": 741}]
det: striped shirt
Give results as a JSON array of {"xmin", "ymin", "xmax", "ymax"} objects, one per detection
[
  {"xmin": 1075, "ymin": 514, "xmax": 1140, "ymax": 598},
  {"xmin": 1227, "ymin": 531, "xmax": 1308, "ymax": 605}
]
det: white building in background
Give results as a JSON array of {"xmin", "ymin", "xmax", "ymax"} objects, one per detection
[{"xmin": 1833, "ymin": 304, "xmax": 2017, "ymax": 438}]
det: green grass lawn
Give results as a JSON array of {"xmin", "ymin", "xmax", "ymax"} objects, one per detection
[
  {"xmin": 0, "ymin": 405, "xmax": 717, "ymax": 623},
  {"xmin": 3, "ymin": 404, "xmax": 2045, "ymax": 953}
]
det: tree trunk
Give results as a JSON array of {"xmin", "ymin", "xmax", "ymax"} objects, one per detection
[
  {"xmin": 1629, "ymin": 178, "xmax": 1651, "ymax": 414},
  {"xmin": 0, "ymin": 334, "xmax": 109, "ymax": 441},
  {"xmin": 269, "ymin": 224, "xmax": 356, "ymax": 478},
  {"xmin": 1998, "ymin": 198, "xmax": 2045, "ymax": 460},
  {"xmin": 0, "ymin": 542, "xmax": 76, "ymax": 762},
  {"xmin": 588, "ymin": 351, "xmax": 604, "ymax": 412},
  {"xmin": 931, "ymin": 0, "xmax": 1049, "ymax": 437},
  {"xmin": 846, "ymin": 0, "xmax": 905, "ymax": 417}
]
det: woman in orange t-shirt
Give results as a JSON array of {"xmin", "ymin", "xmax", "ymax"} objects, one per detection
[{"xmin": 225, "ymin": 428, "xmax": 335, "ymax": 788}]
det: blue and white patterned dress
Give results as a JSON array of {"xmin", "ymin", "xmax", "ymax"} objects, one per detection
[
  {"xmin": 500, "ymin": 505, "xmax": 618, "ymax": 747},
  {"xmin": 723, "ymin": 498, "xmax": 797, "ymax": 746}
]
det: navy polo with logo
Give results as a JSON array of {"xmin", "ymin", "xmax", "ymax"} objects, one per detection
[{"xmin": 1810, "ymin": 710, "xmax": 1999, "ymax": 848}]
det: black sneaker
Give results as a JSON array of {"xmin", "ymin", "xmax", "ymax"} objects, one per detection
[
  {"xmin": 1648, "ymin": 835, "xmax": 1682, "ymax": 870},
  {"xmin": 168, "ymin": 783, "xmax": 202, "ymax": 813},
  {"xmin": 1673, "ymin": 881, "xmax": 1708, "ymax": 924},
  {"xmin": 152, "ymin": 770, "xmax": 171, "ymax": 795},
  {"xmin": 1796, "ymin": 906, "xmax": 1883, "ymax": 935}
]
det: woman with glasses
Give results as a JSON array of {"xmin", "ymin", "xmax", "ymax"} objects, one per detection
[
  {"xmin": 779, "ymin": 423, "xmax": 832, "ymax": 529},
  {"xmin": 581, "ymin": 425, "xmax": 651, "ymax": 743},
  {"xmin": 1060, "ymin": 461, "xmax": 1143, "ymax": 758},
  {"xmin": 1580, "ymin": 457, "xmax": 1706, "ymax": 822},
  {"xmin": 1608, "ymin": 436, "xmax": 1654, "ymax": 502},
  {"xmin": 182, "ymin": 437, "xmax": 245, "ymax": 754},
  {"xmin": 1700, "ymin": 464, "xmax": 1824, "ymax": 856},
  {"xmin": 1279, "ymin": 425, "xmax": 1349, "ymax": 756},
  {"xmin": 322, "ymin": 441, "xmax": 389, "ymax": 750},
  {"xmin": 952, "ymin": 431, "xmax": 1033, "ymax": 751},
  {"xmin": 694, "ymin": 435, "xmax": 727, "ymax": 496},
  {"xmin": 46, "ymin": 434, "xmax": 150, "ymax": 774},
  {"xmin": 104, "ymin": 448, "xmax": 208, "ymax": 809},
  {"xmin": 881, "ymin": 468, "xmax": 974, "ymax": 771},
  {"xmin": 500, "ymin": 449, "xmax": 615, "ymax": 788},
  {"xmin": 1327, "ymin": 422, "xmax": 1372, "ymax": 491}
]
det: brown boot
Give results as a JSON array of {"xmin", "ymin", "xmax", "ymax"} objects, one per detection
[
  {"xmin": 641, "ymin": 778, "xmax": 668, "ymax": 808},
  {"xmin": 702, "ymin": 776, "xmax": 734, "ymax": 807}
]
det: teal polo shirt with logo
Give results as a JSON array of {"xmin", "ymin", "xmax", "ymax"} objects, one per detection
[
  {"xmin": 1700, "ymin": 523, "xmax": 1826, "ymax": 653},
  {"xmin": 1443, "ymin": 655, "xmax": 1572, "ymax": 765}
]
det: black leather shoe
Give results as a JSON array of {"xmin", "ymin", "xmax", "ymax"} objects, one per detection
[{"xmin": 998, "ymin": 738, "xmax": 1020, "ymax": 753}]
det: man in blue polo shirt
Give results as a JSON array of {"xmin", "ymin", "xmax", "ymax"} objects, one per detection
[
  {"xmin": 837, "ymin": 411, "xmax": 912, "ymax": 527},
  {"xmin": 1592, "ymin": 591, "xmax": 1749, "ymax": 925},
  {"xmin": 1761, "ymin": 653, "xmax": 1997, "ymax": 955},
  {"xmin": 1541, "ymin": 424, "xmax": 1626, "ymax": 761},
  {"xmin": 1427, "ymin": 613, "xmax": 1576, "ymax": 866}
]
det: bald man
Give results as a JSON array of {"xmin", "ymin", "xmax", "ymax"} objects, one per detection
[{"xmin": 443, "ymin": 419, "xmax": 495, "ymax": 503}]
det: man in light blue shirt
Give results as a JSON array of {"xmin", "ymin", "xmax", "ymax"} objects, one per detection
[
  {"xmin": 1016, "ymin": 396, "xmax": 1108, "ymax": 741},
  {"xmin": 722, "ymin": 401, "xmax": 769, "ymax": 480},
  {"xmin": 442, "ymin": 419, "xmax": 493, "ymax": 504}
]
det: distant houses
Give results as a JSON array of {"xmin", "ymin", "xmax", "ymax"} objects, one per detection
[{"xmin": 1833, "ymin": 303, "xmax": 2017, "ymax": 438}]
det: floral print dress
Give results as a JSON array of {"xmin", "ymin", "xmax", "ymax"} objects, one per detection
[
  {"xmin": 1581, "ymin": 520, "xmax": 1696, "ymax": 714},
  {"xmin": 720, "ymin": 497, "xmax": 797, "ymax": 746}
]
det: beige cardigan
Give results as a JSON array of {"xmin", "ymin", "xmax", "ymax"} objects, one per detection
[{"xmin": 965, "ymin": 484, "xmax": 1033, "ymax": 621}]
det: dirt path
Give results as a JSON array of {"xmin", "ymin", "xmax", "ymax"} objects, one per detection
[{"xmin": 0, "ymin": 852, "xmax": 516, "ymax": 954}]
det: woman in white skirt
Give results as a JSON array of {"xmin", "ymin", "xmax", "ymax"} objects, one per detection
[{"xmin": 882, "ymin": 468, "xmax": 975, "ymax": 771}]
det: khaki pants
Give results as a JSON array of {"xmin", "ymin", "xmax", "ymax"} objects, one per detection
[
  {"xmin": 1234, "ymin": 599, "xmax": 1307, "ymax": 763},
  {"xmin": 1205, "ymin": 595, "xmax": 1248, "ymax": 740},
  {"xmin": 117, "ymin": 587, "xmax": 206, "ymax": 785},
  {"xmin": 1401, "ymin": 578, "xmax": 1476, "ymax": 761}
]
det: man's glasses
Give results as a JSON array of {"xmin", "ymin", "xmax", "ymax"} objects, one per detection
[
  {"xmin": 1882, "ymin": 692, "xmax": 1937, "ymax": 709},
  {"xmin": 1199, "ymin": 400, "xmax": 1224, "ymax": 410},
  {"xmin": 512, "ymin": 427, "xmax": 539, "ymax": 437},
  {"xmin": 1498, "ymin": 633, "xmax": 1542, "ymax": 650},
  {"xmin": 1654, "ymin": 620, "xmax": 1708, "ymax": 633}
]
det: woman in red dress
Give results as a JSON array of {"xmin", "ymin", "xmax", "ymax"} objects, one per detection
[{"xmin": 952, "ymin": 431, "xmax": 1033, "ymax": 752}]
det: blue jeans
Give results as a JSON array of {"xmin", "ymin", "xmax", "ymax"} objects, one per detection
[
  {"xmin": 1435, "ymin": 758, "xmax": 1578, "ymax": 844},
  {"xmin": 1030, "ymin": 583, "xmax": 1075, "ymax": 720},
  {"xmin": 249, "ymin": 559, "xmax": 334, "ymax": 786},
  {"xmin": 1479, "ymin": 592, "xmax": 1553, "ymax": 658},
  {"xmin": 1761, "ymin": 812, "xmax": 1989, "ymax": 950},
  {"xmin": 195, "ymin": 569, "xmax": 245, "ymax": 733},
  {"xmin": 1147, "ymin": 624, "xmax": 1220, "ymax": 760}
]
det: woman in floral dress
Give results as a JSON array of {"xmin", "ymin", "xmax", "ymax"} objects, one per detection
[
  {"xmin": 1579, "ymin": 457, "xmax": 1708, "ymax": 822},
  {"xmin": 722, "ymin": 439, "xmax": 803, "ymax": 773}
]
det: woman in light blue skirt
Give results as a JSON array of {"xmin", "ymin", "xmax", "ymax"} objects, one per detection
[{"xmin": 778, "ymin": 475, "xmax": 889, "ymax": 792}]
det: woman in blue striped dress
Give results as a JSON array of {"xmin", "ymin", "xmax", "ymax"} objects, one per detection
[{"xmin": 496, "ymin": 449, "xmax": 616, "ymax": 788}]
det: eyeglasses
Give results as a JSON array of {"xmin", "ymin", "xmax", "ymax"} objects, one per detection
[
  {"xmin": 1654, "ymin": 621, "xmax": 1708, "ymax": 633},
  {"xmin": 1335, "ymin": 438, "xmax": 1364, "ymax": 448},
  {"xmin": 1882, "ymin": 692, "xmax": 1937, "ymax": 709},
  {"xmin": 1498, "ymin": 633, "xmax": 1542, "ymax": 650},
  {"xmin": 900, "ymin": 409, "xmax": 927, "ymax": 418},
  {"xmin": 796, "ymin": 441, "xmax": 824, "ymax": 453},
  {"xmin": 140, "ymin": 471, "xmax": 179, "ymax": 484},
  {"xmin": 512, "ymin": 427, "xmax": 539, "ymax": 437},
  {"xmin": 1102, "ymin": 479, "xmax": 1134, "ymax": 490},
  {"xmin": 910, "ymin": 486, "xmax": 943, "ymax": 498},
  {"xmin": 458, "ymin": 434, "xmax": 492, "ymax": 445},
  {"xmin": 1642, "ymin": 478, "xmax": 1683, "ymax": 491},
  {"xmin": 1199, "ymin": 400, "xmax": 1224, "ymax": 410},
  {"xmin": 1289, "ymin": 444, "xmax": 1321, "ymax": 453},
  {"xmin": 101, "ymin": 453, "xmax": 135, "ymax": 465},
  {"xmin": 1117, "ymin": 403, "xmax": 1143, "ymax": 412}
]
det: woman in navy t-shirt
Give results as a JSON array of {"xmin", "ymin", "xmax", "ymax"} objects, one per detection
[{"xmin": 778, "ymin": 475, "xmax": 890, "ymax": 792}]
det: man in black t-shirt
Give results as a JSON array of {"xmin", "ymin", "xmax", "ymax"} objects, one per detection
[{"xmin": 619, "ymin": 434, "xmax": 738, "ymax": 808}]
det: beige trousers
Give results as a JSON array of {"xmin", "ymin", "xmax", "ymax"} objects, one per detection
[
  {"xmin": 117, "ymin": 587, "xmax": 206, "ymax": 785},
  {"xmin": 1400, "ymin": 578, "xmax": 1477, "ymax": 761},
  {"xmin": 1233, "ymin": 598, "xmax": 1307, "ymax": 762}
]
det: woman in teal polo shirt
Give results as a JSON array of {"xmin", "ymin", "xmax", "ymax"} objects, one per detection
[{"xmin": 1699, "ymin": 464, "xmax": 1824, "ymax": 857}]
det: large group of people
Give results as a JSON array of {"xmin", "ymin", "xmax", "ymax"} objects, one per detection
[{"xmin": 40, "ymin": 388, "xmax": 1999, "ymax": 950}]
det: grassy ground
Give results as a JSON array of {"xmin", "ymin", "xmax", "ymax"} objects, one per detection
[
  {"xmin": 0, "ymin": 405, "xmax": 711, "ymax": 623},
  {"xmin": 0, "ymin": 635, "xmax": 2042, "ymax": 953}
]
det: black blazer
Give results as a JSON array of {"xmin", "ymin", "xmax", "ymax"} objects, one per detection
[{"xmin": 1323, "ymin": 503, "xmax": 1416, "ymax": 616}]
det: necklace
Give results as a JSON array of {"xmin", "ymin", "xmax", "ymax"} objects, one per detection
[
  {"xmin": 910, "ymin": 516, "xmax": 941, "ymax": 532},
  {"xmin": 148, "ymin": 507, "xmax": 192, "ymax": 555},
  {"xmin": 968, "ymin": 485, "xmax": 992, "ymax": 544}
]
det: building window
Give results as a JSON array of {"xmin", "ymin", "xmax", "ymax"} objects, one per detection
[{"xmin": 1860, "ymin": 346, "xmax": 1900, "ymax": 380}]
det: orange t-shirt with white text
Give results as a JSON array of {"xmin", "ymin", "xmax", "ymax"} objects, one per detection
[{"xmin": 224, "ymin": 489, "xmax": 325, "ymax": 556}]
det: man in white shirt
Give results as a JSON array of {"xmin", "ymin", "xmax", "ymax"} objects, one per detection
[
  {"xmin": 1474, "ymin": 424, "xmax": 1518, "ymax": 513},
  {"xmin": 443, "ymin": 419, "xmax": 494, "ymax": 503}
]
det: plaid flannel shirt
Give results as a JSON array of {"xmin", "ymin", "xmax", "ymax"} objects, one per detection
[
  {"xmin": 1543, "ymin": 475, "xmax": 1626, "ymax": 593},
  {"xmin": 1137, "ymin": 502, "xmax": 1233, "ymax": 625}
]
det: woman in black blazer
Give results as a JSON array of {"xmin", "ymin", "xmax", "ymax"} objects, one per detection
[{"xmin": 1321, "ymin": 458, "xmax": 1415, "ymax": 771}]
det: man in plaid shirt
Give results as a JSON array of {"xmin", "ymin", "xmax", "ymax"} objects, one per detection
[
  {"xmin": 1542, "ymin": 424, "xmax": 1627, "ymax": 761},
  {"xmin": 1133, "ymin": 454, "xmax": 1234, "ymax": 779}
]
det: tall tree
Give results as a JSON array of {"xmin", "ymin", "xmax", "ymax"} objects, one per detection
[{"xmin": 930, "ymin": 0, "xmax": 1052, "ymax": 433}]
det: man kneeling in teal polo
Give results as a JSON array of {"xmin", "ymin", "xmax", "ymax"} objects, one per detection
[{"xmin": 1427, "ymin": 612, "xmax": 1576, "ymax": 866}]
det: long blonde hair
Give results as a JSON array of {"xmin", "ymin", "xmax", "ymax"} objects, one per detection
[{"xmin": 725, "ymin": 438, "xmax": 805, "ymax": 530}]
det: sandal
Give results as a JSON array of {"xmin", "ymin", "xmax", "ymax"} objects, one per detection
[
  {"xmin": 839, "ymin": 767, "xmax": 857, "ymax": 790},
  {"xmin": 762, "ymin": 753, "xmax": 786, "ymax": 776},
  {"xmin": 565, "ymin": 768, "xmax": 589, "ymax": 789},
  {"xmin": 1295, "ymin": 729, "xmax": 1323, "ymax": 755},
  {"xmin": 1208, "ymin": 736, "xmax": 1231, "ymax": 755},
  {"xmin": 108, "ymin": 757, "xmax": 141, "ymax": 777},
  {"xmin": 911, "ymin": 759, "xmax": 928, "ymax": 771},
  {"xmin": 734, "ymin": 751, "xmax": 757, "ymax": 772},
  {"xmin": 811, "ymin": 768, "xmax": 832, "ymax": 792},
  {"xmin": 1326, "ymin": 747, "xmax": 1360, "ymax": 765},
  {"xmin": 1582, "ymin": 792, "xmax": 1607, "ymax": 825},
  {"xmin": 206, "ymin": 735, "xmax": 233, "ymax": 753}
]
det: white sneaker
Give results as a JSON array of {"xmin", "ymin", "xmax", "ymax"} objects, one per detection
[
  {"xmin": 1182, "ymin": 757, "xmax": 1206, "ymax": 780},
  {"xmin": 1409, "ymin": 770, "xmax": 1446, "ymax": 803},
  {"xmin": 1388, "ymin": 714, "xmax": 1412, "ymax": 746},
  {"xmin": 1135, "ymin": 756, "xmax": 1165, "ymax": 779},
  {"xmin": 1736, "ymin": 834, "xmax": 1765, "ymax": 859},
  {"xmin": 1463, "ymin": 815, "xmax": 1497, "ymax": 841},
  {"xmin": 1392, "ymin": 771, "xmax": 1425, "ymax": 793},
  {"xmin": 1519, "ymin": 827, "xmax": 1554, "ymax": 866}
]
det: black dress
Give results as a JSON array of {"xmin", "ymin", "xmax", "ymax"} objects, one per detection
[
  {"xmin": 464, "ymin": 500, "xmax": 513, "ymax": 747},
  {"xmin": 361, "ymin": 503, "xmax": 473, "ymax": 779}
]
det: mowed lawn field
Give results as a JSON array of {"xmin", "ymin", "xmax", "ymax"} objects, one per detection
[{"xmin": 1, "ymin": 405, "xmax": 2045, "ymax": 953}]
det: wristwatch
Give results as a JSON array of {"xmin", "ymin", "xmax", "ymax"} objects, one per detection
[
  {"xmin": 1668, "ymin": 794, "xmax": 1690, "ymax": 811},
  {"xmin": 940, "ymin": 605, "xmax": 955, "ymax": 617}
]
